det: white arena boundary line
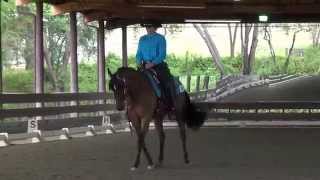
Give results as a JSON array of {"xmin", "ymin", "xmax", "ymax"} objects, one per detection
[
  {"xmin": 149, "ymin": 120, "xmax": 320, "ymax": 128},
  {"xmin": 268, "ymin": 75, "xmax": 310, "ymax": 87},
  {"xmin": 5, "ymin": 120, "xmax": 320, "ymax": 147}
]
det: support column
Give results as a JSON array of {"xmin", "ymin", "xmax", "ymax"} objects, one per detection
[
  {"xmin": 0, "ymin": 31, "xmax": 2, "ymax": 96},
  {"xmin": 69, "ymin": 12, "xmax": 78, "ymax": 117},
  {"xmin": 70, "ymin": 12, "xmax": 78, "ymax": 93},
  {"xmin": 34, "ymin": 0, "xmax": 44, "ymax": 123},
  {"xmin": 33, "ymin": 16, "xmax": 36, "ymax": 92},
  {"xmin": 35, "ymin": 0, "xmax": 44, "ymax": 94},
  {"xmin": 122, "ymin": 26, "xmax": 128, "ymax": 67},
  {"xmin": 97, "ymin": 21, "xmax": 106, "ymax": 117},
  {"xmin": 0, "ymin": 1, "xmax": 2, "ymax": 96},
  {"xmin": 97, "ymin": 20, "xmax": 106, "ymax": 93},
  {"xmin": 0, "ymin": 15, "xmax": 2, "ymax": 115}
]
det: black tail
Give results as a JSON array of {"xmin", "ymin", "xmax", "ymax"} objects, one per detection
[{"xmin": 184, "ymin": 93, "xmax": 207, "ymax": 130}]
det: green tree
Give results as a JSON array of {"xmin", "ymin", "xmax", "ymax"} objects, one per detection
[{"xmin": 282, "ymin": 23, "xmax": 309, "ymax": 73}]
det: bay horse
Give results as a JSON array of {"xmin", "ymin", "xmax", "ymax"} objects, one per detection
[{"xmin": 108, "ymin": 67, "xmax": 206, "ymax": 170}]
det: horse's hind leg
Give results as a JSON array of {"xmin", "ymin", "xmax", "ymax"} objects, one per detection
[
  {"xmin": 154, "ymin": 117, "xmax": 165, "ymax": 166},
  {"xmin": 177, "ymin": 118, "xmax": 190, "ymax": 164}
]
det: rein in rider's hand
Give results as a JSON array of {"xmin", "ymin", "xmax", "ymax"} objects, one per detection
[
  {"xmin": 145, "ymin": 62, "xmax": 155, "ymax": 69},
  {"xmin": 139, "ymin": 61, "xmax": 155, "ymax": 70}
]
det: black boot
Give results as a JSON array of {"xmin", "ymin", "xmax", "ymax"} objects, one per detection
[{"xmin": 165, "ymin": 81, "xmax": 176, "ymax": 111}]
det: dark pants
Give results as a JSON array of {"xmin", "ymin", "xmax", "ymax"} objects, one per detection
[{"xmin": 152, "ymin": 62, "xmax": 175, "ymax": 108}]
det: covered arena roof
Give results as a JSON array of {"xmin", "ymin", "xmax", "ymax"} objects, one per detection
[{"xmin": 16, "ymin": 0, "xmax": 320, "ymax": 27}]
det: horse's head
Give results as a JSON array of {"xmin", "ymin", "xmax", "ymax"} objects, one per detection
[{"xmin": 108, "ymin": 68, "xmax": 127, "ymax": 111}]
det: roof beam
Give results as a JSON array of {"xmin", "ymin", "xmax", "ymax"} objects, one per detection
[
  {"xmin": 16, "ymin": 0, "xmax": 320, "ymax": 23},
  {"xmin": 80, "ymin": 3, "xmax": 320, "ymax": 22},
  {"xmin": 52, "ymin": 0, "xmax": 135, "ymax": 15}
]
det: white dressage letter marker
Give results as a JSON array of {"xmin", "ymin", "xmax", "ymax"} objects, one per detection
[
  {"xmin": 106, "ymin": 129, "xmax": 113, "ymax": 134},
  {"xmin": 31, "ymin": 130, "xmax": 42, "ymax": 143},
  {"xmin": 0, "ymin": 133, "xmax": 10, "ymax": 147},
  {"xmin": 102, "ymin": 116, "xmax": 111, "ymax": 127},
  {"xmin": 102, "ymin": 116, "xmax": 115, "ymax": 134},
  {"xmin": 28, "ymin": 119, "xmax": 38, "ymax": 133},
  {"xmin": 59, "ymin": 128, "xmax": 71, "ymax": 140},
  {"xmin": 86, "ymin": 125, "xmax": 97, "ymax": 136}
]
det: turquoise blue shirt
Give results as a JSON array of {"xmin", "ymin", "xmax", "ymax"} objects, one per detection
[{"xmin": 136, "ymin": 32, "xmax": 166, "ymax": 65}]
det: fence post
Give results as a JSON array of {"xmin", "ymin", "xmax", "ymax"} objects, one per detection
[
  {"xmin": 203, "ymin": 76, "xmax": 209, "ymax": 90},
  {"xmin": 196, "ymin": 76, "xmax": 200, "ymax": 92},
  {"xmin": 186, "ymin": 75, "xmax": 191, "ymax": 92}
]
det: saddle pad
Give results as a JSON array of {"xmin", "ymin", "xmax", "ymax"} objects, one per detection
[
  {"xmin": 174, "ymin": 77, "xmax": 185, "ymax": 95},
  {"xmin": 143, "ymin": 71, "xmax": 185, "ymax": 98}
]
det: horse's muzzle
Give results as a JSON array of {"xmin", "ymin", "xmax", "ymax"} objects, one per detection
[{"xmin": 116, "ymin": 103, "xmax": 125, "ymax": 111}]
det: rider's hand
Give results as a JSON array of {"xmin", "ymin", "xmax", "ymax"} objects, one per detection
[
  {"xmin": 138, "ymin": 63, "xmax": 144, "ymax": 70},
  {"xmin": 145, "ymin": 62, "xmax": 155, "ymax": 69}
]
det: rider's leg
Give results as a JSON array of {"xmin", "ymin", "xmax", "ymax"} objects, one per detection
[{"xmin": 154, "ymin": 63, "xmax": 175, "ymax": 109}]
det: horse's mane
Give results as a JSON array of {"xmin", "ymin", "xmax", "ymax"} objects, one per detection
[
  {"xmin": 116, "ymin": 67, "xmax": 137, "ymax": 75},
  {"xmin": 115, "ymin": 67, "xmax": 147, "ymax": 84}
]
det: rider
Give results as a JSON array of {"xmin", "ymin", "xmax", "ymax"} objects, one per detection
[{"xmin": 136, "ymin": 20, "xmax": 175, "ymax": 110}]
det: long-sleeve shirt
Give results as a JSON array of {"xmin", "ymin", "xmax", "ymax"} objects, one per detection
[{"xmin": 136, "ymin": 32, "xmax": 166, "ymax": 65}]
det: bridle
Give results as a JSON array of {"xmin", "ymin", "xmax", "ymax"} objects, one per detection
[
  {"xmin": 115, "ymin": 74, "xmax": 134, "ymax": 134},
  {"xmin": 115, "ymin": 74, "xmax": 128, "ymax": 98}
]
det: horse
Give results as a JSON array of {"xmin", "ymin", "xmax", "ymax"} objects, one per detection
[{"xmin": 108, "ymin": 67, "xmax": 206, "ymax": 170}]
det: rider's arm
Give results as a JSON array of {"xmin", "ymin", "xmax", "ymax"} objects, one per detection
[
  {"xmin": 153, "ymin": 35, "xmax": 166, "ymax": 64},
  {"xmin": 136, "ymin": 38, "xmax": 143, "ymax": 65}
]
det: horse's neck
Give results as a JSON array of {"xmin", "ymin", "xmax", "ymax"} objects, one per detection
[
  {"xmin": 123, "ymin": 71, "xmax": 152, "ymax": 100},
  {"xmin": 125, "ymin": 71, "xmax": 147, "ymax": 92}
]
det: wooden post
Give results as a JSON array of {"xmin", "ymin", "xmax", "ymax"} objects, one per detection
[
  {"xmin": 97, "ymin": 27, "xmax": 100, "ymax": 73},
  {"xmin": 122, "ymin": 26, "xmax": 128, "ymax": 67},
  {"xmin": 98, "ymin": 20, "xmax": 106, "ymax": 93},
  {"xmin": 69, "ymin": 12, "xmax": 78, "ymax": 117},
  {"xmin": 0, "ymin": 28, "xmax": 2, "ymax": 95},
  {"xmin": 186, "ymin": 75, "xmax": 191, "ymax": 92},
  {"xmin": 196, "ymin": 76, "xmax": 200, "ymax": 92},
  {"xmin": 97, "ymin": 20, "xmax": 106, "ymax": 117},
  {"xmin": 204, "ymin": 76, "xmax": 209, "ymax": 90},
  {"xmin": 70, "ymin": 12, "xmax": 78, "ymax": 93},
  {"xmin": 35, "ymin": 0, "xmax": 44, "ymax": 122},
  {"xmin": 33, "ymin": 16, "xmax": 36, "ymax": 92},
  {"xmin": 0, "ymin": 14, "xmax": 2, "ymax": 119},
  {"xmin": 35, "ymin": 0, "xmax": 44, "ymax": 94}
]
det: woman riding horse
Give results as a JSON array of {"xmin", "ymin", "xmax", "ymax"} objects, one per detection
[
  {"xmin": 108, "ymin": 21, "xmax": 206, "ymax": 170},
  {"xmin": 108, "ymin": 67, "xmax": 206, "ymax": 170}
]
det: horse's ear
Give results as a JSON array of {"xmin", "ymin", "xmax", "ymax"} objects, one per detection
[{"xmin": 107, "ymin": 68, "xmax": 113, "ymax": 77}]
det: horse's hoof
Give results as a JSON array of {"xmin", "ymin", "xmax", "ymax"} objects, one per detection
[
  {"xmin": 147, "ymin": 165, "xmax": 155, "ymax": 170},
  {"xmin": 185, "ymin": 161, "xmax": 192, "ymax": 166},
  {"xmin": 130, "ymin": 167, "xmax": 137, "ymax": 171},
  {"xmin": 155, "ymin": 162, "xmax": 163, "ymax": 168}
]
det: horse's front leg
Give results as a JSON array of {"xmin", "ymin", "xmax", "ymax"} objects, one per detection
[
  {"xmin": 140, "ymin": 120, "xmax": 154, "ymax": 169},
  {"xmin": 127, "ymin": 109, "xmax": 144, "ymax": 171},
  {"xmin": 154, "ymin": 116, "xmax": 165, "ymax": 166},
  {"xmin": 177, "ymin": 117, "xmax": 190, "ymax": 164},
  {"xmin": 131, "ymin": 120, "xmax": 142, "ymax": 171},
  {"xmin": 131, "ymin": 117, "xmax": 154, "ymax": 170}
]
